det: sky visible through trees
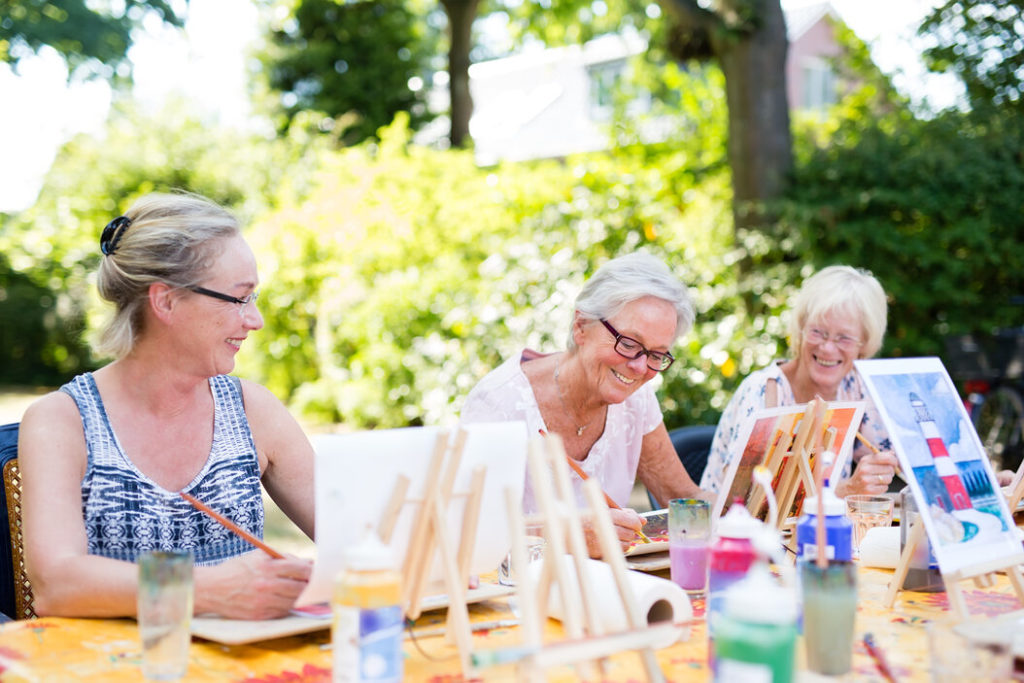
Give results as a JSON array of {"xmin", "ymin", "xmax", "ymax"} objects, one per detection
[{"xmin": 0, "ymin": 0, "xmax": 955, "ymax": 213}]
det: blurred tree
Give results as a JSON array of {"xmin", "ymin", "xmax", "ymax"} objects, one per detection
[
  {"xmin": 440, "ymin": 0, "xmax": 480, "ymax": 146},
  {"xmin": 260, "ymin": 0, "xmax": 437, "ymax": 145},
  {"xmin": 659, "ymin": 0, "xmax": 792, "ymax": 237},
  {"xmin": 261, "ymin": 0, "xmax": 488, "ymax": 148},
  {"xmin": 0, "ymin": 0, "xmax": 184, "ymax": 80},
  {"xmin": 506, "ymin": 0, "xmax": 792, "ymax": 240},
  {"xmin": 0, "ymin": 97, "xmax": 327, "ymax": 380},
  {"xmin": 0, "ymin": 252, "xmax": 75, "ymax": 385},
  {"xmin": 919, "ymin": 0, "xmax": 1024, "ymax": 112},
  {"xmin": 779, "ymin": 108, "xmax": 1024, "ymax": 360}
]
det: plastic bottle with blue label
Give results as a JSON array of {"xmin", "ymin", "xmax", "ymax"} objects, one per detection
[
  {"xmin": 795, "ymin": 487, "xmax": 853, "ymax": 563},
  {"xmin": 332, "ymin": 528, "xmax": 404, "ymax": 683}
]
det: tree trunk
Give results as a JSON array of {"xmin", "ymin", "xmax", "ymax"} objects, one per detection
[
  {"xmin": 715, "ymin": 1, "xmax": 792, "ymax": 233},
  {"xmin": 661, "ymin": 0, "xmax": 793, "ymax": 235},
  {"xmin": 441, "ymin": 0, "xmax": 480, "ymax": 148}
]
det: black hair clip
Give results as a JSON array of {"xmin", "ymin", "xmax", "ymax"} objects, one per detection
[{"xmin": 100, "ymin": 215, "xmax": 132, "ymax": 256}]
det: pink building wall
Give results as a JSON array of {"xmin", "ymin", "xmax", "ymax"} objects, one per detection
[{"xmin": 787, "ymin": 14, "xmax": 841, "ymax": 110}]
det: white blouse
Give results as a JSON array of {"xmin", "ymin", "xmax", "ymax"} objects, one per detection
[{"xmin": 460, "ymin": 350, "xmax": 663, "ymax": 512}]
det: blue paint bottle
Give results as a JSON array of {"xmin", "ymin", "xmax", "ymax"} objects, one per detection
[{"xmin": 795, "ymin": 487, "xmax": 852, "ymax": 563}]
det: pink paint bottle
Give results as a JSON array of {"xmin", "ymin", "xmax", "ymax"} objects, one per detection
[{"xmin": 707, "ymin": 498, "xmax": 762, "ymax": 672}]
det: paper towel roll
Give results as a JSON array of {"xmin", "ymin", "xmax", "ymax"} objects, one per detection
[
  {"xmin": 527, "ymin": 556, "xmax": 691, "ymax": 648},
  {"xmin": 858, "ymin": 525, "xmax": 900, "ymax": 569}
]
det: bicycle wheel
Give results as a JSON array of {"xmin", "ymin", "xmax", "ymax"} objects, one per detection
[{"xmin": 973, "ymin": 386, "xmax": 1024, "ymax": 473}]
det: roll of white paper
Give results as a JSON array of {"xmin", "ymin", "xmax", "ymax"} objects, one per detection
[
  {"xmin": 859, "ymin": 525, "xmax": 900, "ymax": 569},
  {"xmin": 527, "ymin": 556, "xmax": 691, "ymax": 649}
]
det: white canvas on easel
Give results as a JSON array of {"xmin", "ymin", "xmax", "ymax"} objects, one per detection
[{"xmin": 295, "ymin": 421, "xmax": 528, "ymax": 608}]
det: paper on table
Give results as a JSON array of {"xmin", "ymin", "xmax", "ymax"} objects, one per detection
[{"xmin": 528, "ymin": 556, "xmax": 691, "ymax": 648}]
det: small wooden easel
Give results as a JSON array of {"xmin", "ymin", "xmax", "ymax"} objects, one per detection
[
  {"xmin": 499, "ymin": 435, "xmax": 685, "ymax": 682},
  {"xmin": 376, "ymin": 428, "xmax": 486, "ymax": 675},
  {"xmin": 884, "ymin": 516, "xmax": 1024, "ymax": 620},
  {"xmin": 1002, "ymin": 457, "xmax": 1024, "ymax": 514},
  {"xmin": 747, "ymin": 397, "xmax": 830, "ymax": 528}
]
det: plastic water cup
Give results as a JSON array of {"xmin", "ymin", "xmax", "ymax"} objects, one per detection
[
  {"xmin": 801, "ymin": 560, "xmax": 857, "ymax": 675},
  {"xmin": 138, "ymin": 550, "xmax": 194, "ymax": 681},
  {"xmin": 498, "ymin": 535, "xmax": 545, "ymax": 587},
  {"xmin": 668, "ymin": 498, "xmax": 711, "ymax": 596},
  {"xmin": 845, "ymin": 494, "xmax": 893, "ymax": 557}
]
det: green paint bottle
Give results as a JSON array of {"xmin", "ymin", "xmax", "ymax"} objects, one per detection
[{"xmin": 712, "ymin": 560, "xmax": 797, "ymax": 683}]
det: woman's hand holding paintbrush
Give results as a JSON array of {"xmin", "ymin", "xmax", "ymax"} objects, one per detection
[
  {"xmin": 181, "ymin": 492, "xmax": 314, "ymax": 620},
  {"xmin": 842, "ymin": 433, "xmax": 902, "ymax": 496},
  {"xmin": 562, "ymin": 456, "xmax": 652, "ymax": 545}
]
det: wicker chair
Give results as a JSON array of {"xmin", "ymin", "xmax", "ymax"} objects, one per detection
[{"xmin": 0, "ymin": 422, "xmax": 35, "ymax": 620}]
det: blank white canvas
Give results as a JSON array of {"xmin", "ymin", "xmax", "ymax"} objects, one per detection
[{"xmin": 295, "ymin": 421, "xmax": 528, "ymax": 607}]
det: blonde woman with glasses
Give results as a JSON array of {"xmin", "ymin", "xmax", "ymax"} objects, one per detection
[
  {"xmin": 700, "ymin": 265, "xmax": 900, "ymax": 498},
  {"xmin": 19, "ymin": 192, "xmax": 315, "ymax": 619}
]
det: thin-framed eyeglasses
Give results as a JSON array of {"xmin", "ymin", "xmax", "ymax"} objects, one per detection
[
  {"xmin": 190, "ymin": 285, "xmax": 260, "ymax": 318},
  {"xmin": 599, "ymin": 319, "xmax": 675, "ymax": 372},
  {"xmin": 805, "ymin": 326, "xmax": 862, "ymax": 351}
]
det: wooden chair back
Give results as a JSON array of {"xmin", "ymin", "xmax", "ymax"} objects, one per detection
[
  {"xmin": 3, "ymin": 458, "xmax": 34, "ymax": 619},
  {"xmin": 0, "ymin": 423, "xmax": 35, "ymax": 620}
]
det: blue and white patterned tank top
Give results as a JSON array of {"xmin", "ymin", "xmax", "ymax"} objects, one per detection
[{"xmin": 61, "ymin": 373, "xmax": 265, "ymax": 566}]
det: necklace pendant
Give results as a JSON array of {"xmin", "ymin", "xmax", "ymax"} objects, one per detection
[{"xmin": 577, "ymin": 425, "xmax": 585, "ymax": 436}]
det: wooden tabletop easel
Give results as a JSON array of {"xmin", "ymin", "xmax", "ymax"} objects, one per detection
[
  {"xmin": 886, "ymin": 448, "xmax": 1024, "ymax": 619},
  {"xmin": 884, "ymin": 519, "xmax": 1024, "ymax": 620},
  {"xmin": 498, "ymin": 434, "xmax": 685, "ymax": 682},
  {"xmin": 376, "ymin": 428, "xmax": 486, "ymax": 676},
  {"xmin": 747, "ymin": 397, "xmax": 830, "ymax": 528}
]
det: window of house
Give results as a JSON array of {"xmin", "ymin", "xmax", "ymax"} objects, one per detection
[
  {"xmin": 589, "ymin": 60, "xmax": 624, "ymax": 119},
  {"xmin": 801, "ymin": 57, "xmax": 837, "ymax": 111},
  {"xmin": 588, "ymin": 59, "xmax": 651, "ymax": 120}
]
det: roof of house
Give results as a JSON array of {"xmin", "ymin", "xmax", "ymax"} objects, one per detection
[{"xmin": 783, "ymin": 1, "xmax": 838, "ymax": 41}]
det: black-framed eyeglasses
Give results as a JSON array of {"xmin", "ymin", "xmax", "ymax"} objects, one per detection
[
  {"xmin": 600, "ymin": 319, "xmax": 675, "ymax": 372},
  {"xmin": 190, "ymin": 286, "xmax": 260, "ymax": 318}
]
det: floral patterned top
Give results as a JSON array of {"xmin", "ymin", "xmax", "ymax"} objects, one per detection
[
  {"xmin": 699, "ymin": 360, "xmax": 893, "ymax": 494},
  {"xmin": 460, "ymin": 350, "xmax": 663, "ymax": 512}
]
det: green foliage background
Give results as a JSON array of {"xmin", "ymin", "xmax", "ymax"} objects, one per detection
[{"xmin": 2, "ymin": 17, "xmax": 1023, "ymax": 431}]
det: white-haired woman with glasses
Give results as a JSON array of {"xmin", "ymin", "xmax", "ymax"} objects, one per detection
[
  {"xmin": 461, "ymin": 252, "xmax": 711, "ymax": 556},
  {"xmin": 700, "ymin": 265, "xmax": 901, "ymax": 498},
  {"xmin": 19, "ymin": 192, "xmax": 315, "ymax": 619}
]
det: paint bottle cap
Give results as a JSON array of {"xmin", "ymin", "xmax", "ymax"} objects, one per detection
[
  {"xmin": 803, "ymin": 487, "xmax": 845, "ymax": 516},
  {"xmin": 717, "ymin": 499, "xmax": 763, "ymax": 539},
  {"xmin": 344, "ymin": 525, "xmax": 396, "ymax": 571},
  {"xmin": 724, "ymin": 561, "xmax": 797, "ymax": 624}
]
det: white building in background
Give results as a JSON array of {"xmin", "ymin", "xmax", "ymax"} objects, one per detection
[{"xmin": 462, "ymin": 1, "xmax": 843, "ymax": 166}]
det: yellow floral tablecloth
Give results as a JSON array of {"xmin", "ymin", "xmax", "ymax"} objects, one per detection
[{"xmin": 0, "ymin": 566, "xmax": 1020, "ymax": 682}]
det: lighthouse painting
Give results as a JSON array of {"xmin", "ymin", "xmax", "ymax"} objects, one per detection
[
  {"xmin": 909, "ymin": 392, "xmax": 972, "ymax": 512},
  {"xmin": 857, "ymin": 357, "xmax": 1022, "ymax": 574}
]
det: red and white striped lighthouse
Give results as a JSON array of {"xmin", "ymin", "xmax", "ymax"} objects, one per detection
[{"xmin": 910, "ymin": 392, "xmax": 971, "ymax": 511}]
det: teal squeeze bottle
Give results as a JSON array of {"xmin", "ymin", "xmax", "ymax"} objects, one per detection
[{"xmin": 713, "ymin": 559, "xmax": 798, "ymax": 683}]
